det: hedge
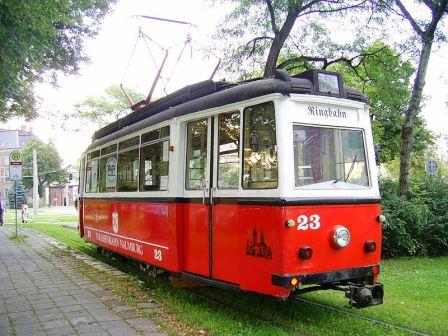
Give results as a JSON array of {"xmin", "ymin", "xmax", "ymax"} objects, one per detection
[{"xmin": 380, "ymin": 176, "xmax": 448, "ymax": 258}]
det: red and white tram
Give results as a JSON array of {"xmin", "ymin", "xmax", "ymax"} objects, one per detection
[{"xmin": 79, "ymin": 69, "xmax": 384, "ymax": 308}]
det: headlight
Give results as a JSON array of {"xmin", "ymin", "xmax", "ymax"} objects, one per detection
[{"xmin": 333, "ymin": 226, "xmax": 350, "ymax": 248}]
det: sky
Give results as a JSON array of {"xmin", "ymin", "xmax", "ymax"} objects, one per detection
[{"xmin": 3, "ymin": 0, "xmax": 448, "ymax": 166}]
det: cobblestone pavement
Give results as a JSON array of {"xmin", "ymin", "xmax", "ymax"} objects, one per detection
[{"xmin": 0, "ymin": 227, "xmax": 167, "ymax": 336}]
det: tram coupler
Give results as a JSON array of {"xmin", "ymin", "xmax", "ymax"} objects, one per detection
[{"xmin": 344, "ymin": 284, "xmax": 384, "ymax": 308}]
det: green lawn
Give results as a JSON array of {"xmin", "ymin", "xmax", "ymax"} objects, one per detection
[{"xmin": 5, "ymin": 209, "xmax": 447, "ymax": 335}]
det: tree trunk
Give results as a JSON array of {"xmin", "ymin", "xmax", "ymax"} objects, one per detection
[
  {"xmin": 398, "ymin": 38, "xmax": 433, "ymax": 199},
  {"xmin": 263, "ymin": 10, "xmax": 299, "ymax": 77}
]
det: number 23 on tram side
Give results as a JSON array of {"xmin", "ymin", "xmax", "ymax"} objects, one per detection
[{"xmin": 78, "ymin": 69, "xmax": 384, "ymax": 308}]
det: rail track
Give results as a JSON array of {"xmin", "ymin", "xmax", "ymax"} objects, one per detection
[{"xmin": 27, "ymin": 227, "xmax": 431, "ymax": 336}]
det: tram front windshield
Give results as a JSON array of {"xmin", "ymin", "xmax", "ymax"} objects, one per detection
[{"xmin": 293, "ymin": 125, "xmax": 369, "ymax": 189}]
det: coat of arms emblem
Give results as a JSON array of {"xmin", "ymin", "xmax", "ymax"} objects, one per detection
[{"xmin": 112, "ymin": 211, "xmax": 119, "ymax": 234}]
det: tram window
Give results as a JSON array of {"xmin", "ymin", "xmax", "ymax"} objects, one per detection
[
  {"xmin": 101, "ymin": 144, "xmax": 117, "ymax": 156},
  {"xmin": 85, "ymin": 158, "xmax": 99, "ymax": 193},
  {"xmin": 117, "ymin": 149, "xmax": 139, "ymax": 192},
  {"xmin": 218, "ymin": 112, "xmax": 240, "ymax": 189},
  {"xmin": 161, "ymin": 126, "xmax": 170, "ymax": 138},
  {"xmin": 140, "ymin": 141, "xmax": 169, "ymax": 191},
  {"xmin": 293, "ymin": 125, "xmax": 369, "ymax": 188},
  {"xmin": 80, "ymin": 157, "xmax": 86, "ymax": 194},
  {"xmin": 119, "ymin": 136, "xmax": 139, "ymax": 151},
  {"xmin": 87, "ymin": 150, "xmax": 100, "ymax": 160},
  {"xmin": 185, "ymin": 119, "xmax": 208, "ymax": 190},
  {"xmin": 142, "ymin": 129, "xmax": 160, "ymax": 144},
  {"xmin": 242, "ymin": 102, "xmax": 278, "ymax": 189},
  {"xmin": 99, "ymin": 154, "xmax": 117, "ymax": 192}
]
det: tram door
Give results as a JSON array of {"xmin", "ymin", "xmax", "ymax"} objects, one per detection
[
  {"xmin": 183, "ymin": 113, "xmax": 241, "ymax": 283},
  {"xmin": 183, "ymin": 118, "xmax": 213, "ymax": 276}
]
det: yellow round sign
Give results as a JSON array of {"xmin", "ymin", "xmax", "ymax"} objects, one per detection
[{"xmin": 10, "ymin": 151, "xmax": 22, "ymax": 162}]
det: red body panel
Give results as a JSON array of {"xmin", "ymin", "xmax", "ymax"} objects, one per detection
[
  {"xmin": 83, "ymin": 200, "xmax": 183, "ymax": 272},
  {"xmin": 78, "ymin": 198, "xmax": 84, "ymax": 237},
  {"xmin": 82, "ymin": 199, "xmax": 382, "ymax": 299},
  {"xmin": 182, "ymin": 203, "xmax": 210, "ymax": 276},
  {"xmin": 212, "ymin": 204, "xmax": 241, "ymax": 284},
  {"xmin": 280, "ymin": 204, "xmax": 382, "ymax": 275}
]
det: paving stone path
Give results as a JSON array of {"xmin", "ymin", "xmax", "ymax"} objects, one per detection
[{"xmin": 0, "ymin": 227, "xmax": 167, "ymax": 336}]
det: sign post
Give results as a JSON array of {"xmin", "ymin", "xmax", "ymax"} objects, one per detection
[{"xmin": 9, "ymin": 150, "xmax": 23, "ymax": 238}]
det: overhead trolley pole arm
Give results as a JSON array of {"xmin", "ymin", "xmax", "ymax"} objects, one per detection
[
  {"xmin": 146, "ymin": 49, "xmax": 169, "ymax": 104},
  {"xmin": 120, "ymin": 83, "xmax": 135, "ymax": 107}
]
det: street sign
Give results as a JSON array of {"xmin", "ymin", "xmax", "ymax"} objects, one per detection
[
  {"xmin": 9, "ymin": 150, "xmax": 23, "ymax": 181},
  {"xmin": 425, "ymin": 160, "xmax": 439, "ymax": 176}
]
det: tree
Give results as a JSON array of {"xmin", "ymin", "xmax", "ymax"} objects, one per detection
[
  {"xmin": 7, "ymin": 181, "xmax": 28, "ymax": 209},
  {"xmin": 331, "ymin": 42, "xmax": 434, "ymax": 163},
  {"xmin": 217, "ymin": 0, "xmax": 370, "ymax": 78},
  {"xmin": 73, "ymin": 85, "xmax": 145, "ymax": 128},
  {"xmin": 385, "ymin": 0, "xmax": 448, "ymax": 199},
  {"xmin": 0, "ymin": 0, "xmax": 114, "ymax": 122},
  {"xmin": 22, "ymin": 139, "xmax": 67, "ymax": 197}
]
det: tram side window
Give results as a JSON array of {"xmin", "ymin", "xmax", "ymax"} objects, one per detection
[
  {"xmin": 79, "ymin": 157, "xmax": 86, "ymax": 195},
  {"xmin": 85, "ymin": 151, "xmax": 100, "ymax": 193},
  {"xmin": 140, "ymin": 141, "xmax": 169, "ymax": 191},
  {"xmin": 98, "ymin": 144, "xmax": 117, "ymax": 193},
  {"xmin": 218, "ymin": 112, "xmax": 240, "ymax": 189},
  {"xmin": 186, "ymin": 119, "xmax": 208, "ymax": 190},
  {"xmin": 117, "ymin": 148, "xmax": 139, "ymax": 192},
  {"xmin": 242, "ymin": 102, "xmax": 278, "ymax": 189}
]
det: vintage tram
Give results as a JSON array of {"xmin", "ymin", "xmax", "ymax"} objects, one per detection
[{"xmin": 78, "ymin": 69, "xmax": 384, "ymax": 308}]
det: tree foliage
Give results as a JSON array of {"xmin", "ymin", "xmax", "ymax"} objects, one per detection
[
  {"xmin": 216, "ymin": 0, "xmax": 370, "ymax": 78},
  {"xmin": 0, "ymin": 0, "xmax": 114, "ymax": 122},
  {"xmin": 73, "ymin": 85, "xmax": 145, "ymax": 128},
  {"xmin": 330, "ymin": 42, "xmax": 434, "ymax": 163},
  {"xmin": 7, "ymin": 181, "xmax": 28, "ymax": 209},
  {"xmin": 383, "ymin": 0, "xmax": 448, "ymax": 199},
  {"xmin": 22, "ymin": 139, "xmax": 67, "ymax": 197}
]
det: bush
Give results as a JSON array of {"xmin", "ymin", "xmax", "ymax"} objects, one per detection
[
  {"xmin": 380, "ymin": 179, "xmax": 428, "ymax": 257},
  {"xmin": 411, "ymin": 176, "xmax": 448, "ymax": 256},
  {"xmin": 380, "ymin": 176, "xmax": 448, "ymax": 258}
]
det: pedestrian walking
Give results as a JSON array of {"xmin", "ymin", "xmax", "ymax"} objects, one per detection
[
  {"xmin": 0, "ymin": 197, "xmax": 6, "ymax": 226},
  {"xmin": 21, "ymin": 203, "xmax": 28, "ymax": 223}
]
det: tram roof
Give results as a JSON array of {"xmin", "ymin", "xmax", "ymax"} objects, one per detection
[{"xmin": 88, "ymin": 69, "xmax": 367, "ymax": 150}]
